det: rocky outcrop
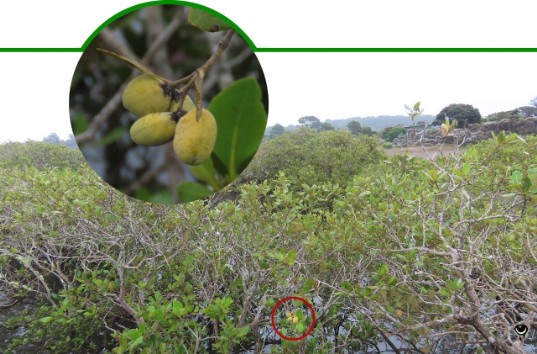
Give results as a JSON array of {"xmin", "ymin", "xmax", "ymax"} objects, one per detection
[
  {"xmin": 468, "ymin": 117, "xmax": 537, "ymax": 135},
  {"xmin": 393, "ymin": 118, "xmax": 537, "ymax": 147}
]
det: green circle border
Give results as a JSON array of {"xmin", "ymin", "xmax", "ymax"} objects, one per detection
[{"xmin": 81, "ymin": 1, "xmax": 256, "ymax": 52}]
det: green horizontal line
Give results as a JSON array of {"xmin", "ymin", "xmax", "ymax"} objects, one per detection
[
  {"xmin": 2, "ymin": 47, "xmax": 536, "ymax": 53},
  {"xmin": 254, "ymin": 47, "xmax": 537, "ymax": 53},
  {"xmin": 0, "ymin": 48, "xmax": 82, "ymax": 52}
]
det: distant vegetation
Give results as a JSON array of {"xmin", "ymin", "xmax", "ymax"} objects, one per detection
[
  {"xmin": 380, "ymin": 126, "xmax": 406, "ymax": 142},
  {"xmin": 0, "ymin": 141, "xmax": 83, "ymax": 170},
  {"xmin": 268, "ymin": 98, "xmax": 537, "ymax": 137},
  {"xmin": 267, "ymin": 114, "xmax": 436, "ymax": 136},
  {"xmin": 432, "ymin": 103, "xmax": 482, "ymax": 126},
  {"xmin": 41, "ymin": 133, "xmax": 78, "ymax": 148},
  {"xmin": 484, "ymin": 106, "xmax": 537, "ymax": 122}
]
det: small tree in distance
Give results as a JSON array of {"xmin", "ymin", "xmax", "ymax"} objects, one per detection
[
  {"xmin": 270, "ymin": 124, "xmax": 285, "ymax": 137},
  {"xmin": 359, "ymin": 126, "xmax": 374, "ymax": 136},
  {"xmin": 319, "ymin": 122, "xmax": 335, "ymax": 132},
  {"xmin": 404, "ymin": 101, "xmax": 424, "ymax": 127},
  {"xmin": 404, "ymin": 101, "xmax": 424, "ymax": 141},
  {"xmin": 347, "ymin": 121, "xmax": 362, "ymax": 135},
  {"xmin": 298, "ymin": 116, "xmax": 321, "ymax": 131},
  {"xmin": 433, "ymin": 103, "xmax": 481, "ymax": 127},
  {"xmin": 381, "ymin": 126, "xmax": 406, "ymax": 142},
  {"xmin": 42, "ymin": 133, "xmax": 60, "ymax": 144}
]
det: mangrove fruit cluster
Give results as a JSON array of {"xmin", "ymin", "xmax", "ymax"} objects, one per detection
[{"xmin": 123, "ymin": 74, "xmax": 216, "ymax": 165}]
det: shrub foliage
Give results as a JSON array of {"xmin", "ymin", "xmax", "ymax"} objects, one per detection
[{"xmin": 1, "ymin": 133, "xmax": 536, "ymax": 353}]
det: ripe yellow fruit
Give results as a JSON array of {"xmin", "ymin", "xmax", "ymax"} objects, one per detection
[
  {"xmin": 130, "ymin": 112, "xmax": 177, "ymax": 146},
  {"xmin": 173, "ymin": 109, "xmax": 217, "ymax": 165},
  {"xmin": 122, "ymin": 74, "xmax": 195, "ymax": 117}
]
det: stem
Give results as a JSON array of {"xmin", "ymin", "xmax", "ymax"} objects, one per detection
[
  {"xmin": 170, "ymin": 29, "xmax": 235, "ymax": 88},
  {"xmin": 199, "ymin": 29, "xmax": 235, "ymax": 73},
  {"xmin": 96, "ymin": 49, "xmax": 171, "ymax": 84},
  {"xmin": 168, "ymin": 29, "xmax": 236, "ymax": 119}
]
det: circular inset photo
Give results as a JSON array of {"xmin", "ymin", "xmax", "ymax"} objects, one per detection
[{"xmin": 70, "ymin": 3, "xmax": 268, "ymax": 204}]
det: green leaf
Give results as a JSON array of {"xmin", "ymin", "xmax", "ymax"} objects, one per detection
[
  {"xmin": 134, "ymin": 187, "xmax": 151, "ymax": 201},
  {"xmin": 378, "ymin": 263, "xmax": 389, "ymax": 277},
  {"xmin": 130, "ymin": 335, "xmax": 144, "ymax": 348},
  {"xmin": 177, "ymin": 182, "xmax": 213, "ymax": 203},
  {"xmin": 208, "ymin": 78, "xmax": 268, "ymax": 181},
  {"xmin": 340, "ymin": 282, "xmax": 353, "ymax": 292},
  {"xmin": 39, "ymin": 316, "xmax": 53, "ymax": 323},
  {"xmin": 148, "ymin": 190, "xmax": 173, "ymax": 204},
  {"xmin": 188, "ymin": 8, "xmax": 231, "ymax": 32},
  {"xmin": 97, "ymin": 126, "xmax": 127, "ymax": 146},
  {"xmin": 286, "ymin": 249, "xmax": 297, "ymax": 265},
  {"xmin": 188, "ymin": 159, "xmax": 219, "ymax": 190},
  {"xmin": 521, "ymin": 176, "xmax": 532, "ymax": 193},
  {"xmin": 72, "ymin": 112, "xmax": 89, "ymax": 135},
  {"xmin": 295, "ymin": 323, "xmax": 306, "ymax": 333},
  {"xmin": 511, "ymin": 170, "xmax": 523, "ymax": 184},
  {"xmin": 302, "ymin": 278, "xmax": 314, "ymax": 292},
  {"xmin": 462, "ymin": 162, "xmax": 471, "ymax": 176},
  {"xmin": 172, "ymin": 300, "xmax": 185, "ymax": 317},
  {"xmin": 295, "ymin": 309, "xmax": 304, "ymax": 319},
  {"xmin": 237, "ymin": 325, "xmax": 250, "ymax": 338}
]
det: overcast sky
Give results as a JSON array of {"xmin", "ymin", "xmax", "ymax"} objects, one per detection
[
  {"xmin": 0, "ymin": 1, "xmax": 536, "ymax": 142},
  {"xmin": 261, "ymin": 52, "xmax": 537, "ymax": 126},
  {"xmin": 1, "ymin": 51, "xmax": 534, "ymax": 144}
]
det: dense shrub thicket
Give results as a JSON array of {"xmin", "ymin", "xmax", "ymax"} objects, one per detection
[
  {"xmin": 241, "ymin": 128, "xmax": 384, "ymax": 187},
  {"xmin": 0, "ymin": 132, "xmax": 536, "ymax": 353},
  {"xmin": 0, "ymin": 142, "xmax": 85, "ymax": 170}
]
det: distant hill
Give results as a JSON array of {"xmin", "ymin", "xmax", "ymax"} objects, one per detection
[
  {"xmin": 325, "ymin": 115, "xmax": 435, "ymax": 131},
  {"xmin": 267, "ymin": 115, "xmax": 436, "ymax": 135}
]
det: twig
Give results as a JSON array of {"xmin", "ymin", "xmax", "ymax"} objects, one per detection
[
  {"xmin": 98, "ymin": 28, "xmax": 138, "ymax": 60},
  {"xmin": 0, "ymin": 296, "xmax": 23, "ymax": 309},
  {"xmin": 76, "ymin": 10, "xmax": 184, "ymax": 145},
  {"xmin": 169, "ymin": 29, "xmax": 235, "ymax": 120}
]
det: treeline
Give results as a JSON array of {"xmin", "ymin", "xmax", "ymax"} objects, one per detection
[
  {"xmin": 40, "ymin": 133, "xmax": 78, "ymax": 148},
  {"xmin": 267, "ymin": 98, "xmax": 537, "ymax": 139}
]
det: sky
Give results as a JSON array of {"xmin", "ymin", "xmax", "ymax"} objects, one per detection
[
  {"xmin": 0, "ymin": 0, "xmax": 536, "ymax": 142},
  {"xmin": 261, "ymin": 52, "xmax": 537, "ymax": 126}
]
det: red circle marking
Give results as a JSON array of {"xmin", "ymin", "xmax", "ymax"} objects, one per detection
[{"xmin": 270, "ymin": 296, "xmax": 316, "ymax": 341}]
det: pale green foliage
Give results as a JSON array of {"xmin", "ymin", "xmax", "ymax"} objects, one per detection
[
  {"xmin": 0, "ymin": 141, "xmax": 84, "ymax": 170},
  {"xmin": 242, "ymin": 128, "xmax": 384, "ymax": 187}
]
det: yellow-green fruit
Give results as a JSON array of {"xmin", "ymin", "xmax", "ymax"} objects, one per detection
[
  {"xmin": 173, "ymin": 109, "xmax": 217, "ymax": 165},
  {"xmin": 122, "ymin": 74, "xmax": 195, "ymax": 117},
  {"xmin": 130, "ymin": 112, "xmax": 177, "ymax": 146}
]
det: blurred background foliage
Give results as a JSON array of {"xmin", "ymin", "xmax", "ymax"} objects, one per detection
[{"xmin": 70, "ymin": 4, "xmax": 267, "ymax": 204}]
